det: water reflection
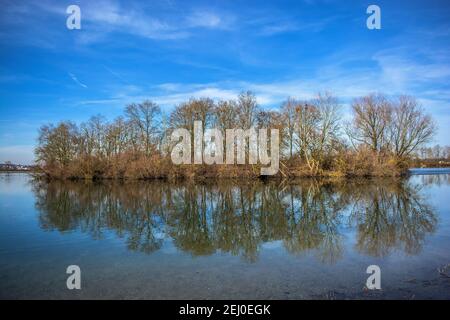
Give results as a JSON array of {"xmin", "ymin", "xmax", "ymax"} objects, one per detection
[
  {"xmin": 31, "ymin": 178, "xmax": 438, "ymax": 263},
  {"xmin": 346, "ymin": 182, "xmax": 437, "ymax": 257},
  {"xmin": 418, "ymin": 173, "xmax": 450, "ymax": 187}
]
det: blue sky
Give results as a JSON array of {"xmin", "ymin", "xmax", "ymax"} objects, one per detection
[{"xmin": 1, "ymin": 0, "xmax": 449, "ymax": 164}]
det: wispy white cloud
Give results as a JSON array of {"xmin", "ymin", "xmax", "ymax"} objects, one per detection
[
  {"xmin": 373, "ymin": 50, "xmax": 450, "ymax": 91},
  {"xmin": 2, "ymin": 0, "xmax": 333, "ymax": 46},
  {"xmin": 68, "ymin": 72, "xmax": 88, "ymax": 88},
  {"xmin": 76, "ymin": 0, "xmax": 191, "ymax": 41},
  {"xmin": 15, "ymin": 0, "xmax": 236, "ymax": 43},
  {"xmin": 257, "ymin": 18, "xmax": 331, "ymax": 36},
  {"xmin": 86, "ymin": 43, "xmax": 450, "ymax": 110},
  {"xmin": 102, "ymin": 65, "xmax": 128, "ymax": 83},
  {"xmin": 258, "ymin": 21, "xmax": 300, "ymax": 36},
  {"xmin": 186, "ymin": 11, "xmax": 224, "ymax": 29},
  {"xmin": 186, "ymin": 10, "xmax": 235, "ymax": 29}
]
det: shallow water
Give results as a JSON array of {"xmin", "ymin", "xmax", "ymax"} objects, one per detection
[{"xmin": 0, "ymin": 172, "xmax": 449, "ymax": 299}]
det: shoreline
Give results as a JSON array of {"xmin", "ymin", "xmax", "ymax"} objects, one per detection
[
  {"xmin": 7, "ymin": 167, "xmax": 450, "ymax": 182},
  {"xmin": 27, "ymin": 169, "xmax": 408, "ymax": 181}
]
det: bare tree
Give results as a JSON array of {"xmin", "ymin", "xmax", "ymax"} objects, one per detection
[
  {"xmin": 125, "ymin": 100, "xmax": 161, "ymax": 156},
  {"xmin": 237, "ymin": 91, "xmax": 259, "ymax": 128},
  {"xmin": 348, "ymin": 94, "xmax": 392, "ymax": 152},
  {"xmin": 389, "ymin": 96, "xmax": 436, "ymax": 158},
  {"xmin": 294, "ymin": 102, "xmax": 320, "ymax": 172},
  {"xmin": 105, "ymin": 116, "xmax": 129, "ymax": 158},
  {"xmin": 433, "ymin": 145, "xmax": 442, "ymax": 159},
  {"xmin": 170, "ymin": 98, "xmax": 215, "ymax": 157},
  {"xmin": 281, "ymin": 97, "xmax": 298, "ymax": 159},
  {"xmin": 35, "ymin": 121, "xmax": 79, "ymax": 166},
  {"xmin": 80, "ymin": 115, "xmax": 106, "ymax": 158},
  {"xmin": 292, "ymin": 92, "xmax": 341, "ymax": 172},
  {"xmin": 170, "ymin": 98, "xmax": 215, "ymax": 132},
  {"xmin": 214, "ymin": 100, "xmax": 238, "ymax": 132},
  {"xmin": 445, "ymin": 146, "xmax": 450, "ymax": 160},
  {"xmin": 312, "ymin": 92, "xmax": 341, "ymax": 160}
]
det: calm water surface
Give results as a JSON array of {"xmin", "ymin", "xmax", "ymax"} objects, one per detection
[{"xmin": 0, "ymin": 172, "xmax": 449, "ymax": 299}]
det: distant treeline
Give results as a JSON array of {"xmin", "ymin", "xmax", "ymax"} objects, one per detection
[
  {"xmin": 412, "ymin": 145, "xmax": 450, "ymax": 168},
  {"xmin": 35, "ymin": 91, "xmax": 437, "ymax": 179},
  {"xmin": 0, "ymin": 162, "xmax": 34, "ymax": 172}
]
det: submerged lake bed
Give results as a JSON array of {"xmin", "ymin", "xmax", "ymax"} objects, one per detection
[{"xmin": 0, "ymin": 172, "xmax": 450, "ymax": 299}]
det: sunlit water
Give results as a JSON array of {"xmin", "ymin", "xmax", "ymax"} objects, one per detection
[{"xmin": 0, "ymin": 171, "xmax": 449, "ymax": 299}]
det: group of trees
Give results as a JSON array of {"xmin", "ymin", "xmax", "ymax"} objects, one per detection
[
  {"xmin": 348, "ymin": 95, "xmax": 436, "ymax": 158},
  {"xmin": 35, "ymin": 91, "xmax": 437, "ymax": 179},
  {"xmin": 416, "ymin": 145, "xmax": 450, "ymax": 160}
]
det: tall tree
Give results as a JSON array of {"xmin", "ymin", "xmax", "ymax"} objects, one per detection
[
  {"xmin": 389, "ymin": 96, "xmax": 436, "ymax": 158},
  {"xmin": 215, "ymin": 100, "xmax": 238, "ymax": 132},
  {"xmin": 237, "ymin": 91, "xmax": 259, "ymax": 128},
  {"xmin": 281, "ymin": 97, "xmax": 299, "ymax": 159},
  {"xmin": 125, "ymin": 100, "xmax": 161, "ymax": 156},
  {"xmin": 348, "ymin": 94, "xmax": 392, "ymax": 152},
  {"xmin": 311, "ymin": 92, "xmax": 341, "ymax": 161},
  {"xmin": 35, "ymin": 121, "xmax": 79, "ymax": 166}
]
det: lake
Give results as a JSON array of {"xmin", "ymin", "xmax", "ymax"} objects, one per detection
[{"xmin": 0, "ymin": 171, "xmax": 449, "ymax": 299}]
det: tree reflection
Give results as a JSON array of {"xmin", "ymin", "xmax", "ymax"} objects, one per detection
[
  {"xmin": 345, "ymin": 180, "xmax": 437, "ymax": 256},
  {"xmin": 32, "ymin": 177, "xmax": 438, "ymax": 262},
  {"xmin": 418, "ymin": 173, "xmax": 450, "ymax": 187}
]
